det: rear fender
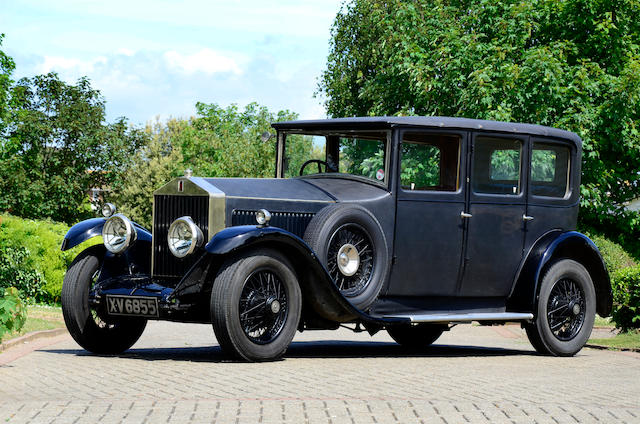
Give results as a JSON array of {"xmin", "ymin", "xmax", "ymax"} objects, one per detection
[
  {"xmin": 200, "ymin": 225, "xmax": 363, "ymax": 322},
  {"xmin": 508, "ymin": 231, "xmax": 613, "ymax": 317}
]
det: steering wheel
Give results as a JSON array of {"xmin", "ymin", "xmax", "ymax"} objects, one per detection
[{"xmin": 299, "ymin": 159, "xmax": 337, "ymax": 176}]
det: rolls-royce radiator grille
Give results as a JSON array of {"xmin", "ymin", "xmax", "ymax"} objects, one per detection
[
  {"xmin": 231, "ymin": 210, "xmax": 314, "ymax": 238},
  {"xmin": 153, "ymin": 195, "xmax": 209, "ymax": 278}
]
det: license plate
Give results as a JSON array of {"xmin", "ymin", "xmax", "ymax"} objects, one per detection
[{"xmin": 106, "ymin": 295, "xmax": 159, "ymax": 318}]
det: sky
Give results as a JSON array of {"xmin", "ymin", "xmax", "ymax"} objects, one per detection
[{"xmin": 1, "ymin": 0, "xmax": 344, "ymax": 125}]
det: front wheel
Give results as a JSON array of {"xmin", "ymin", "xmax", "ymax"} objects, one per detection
[
  {"xmin": 525, "ymin": 259, "xmax": 596, "ymax": 356},
  {"xmin": 211, "ymin": 249, "xmax": 302, "ymax": 361},
  {"xmin": 61, "ymin": 245, "xmax": 147, "ymax": 354}
]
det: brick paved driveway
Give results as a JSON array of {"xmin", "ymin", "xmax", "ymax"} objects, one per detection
[{"xmin": 1, "ymin": 321, "xmax": 638, "ymax": 423}]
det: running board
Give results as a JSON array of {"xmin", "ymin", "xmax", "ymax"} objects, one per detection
[{"xmin": 382, "ymin": 312, "xmax": 534, "ymax": 323}]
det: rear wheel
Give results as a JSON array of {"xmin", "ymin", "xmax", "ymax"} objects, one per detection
[
  {"xmin": 61, "ymin": 246, "xmax": 147, "ymax": 354},
  {"xmin": 387, "ymin": 323, "xmax": 445, "ymax": 348},
  {"xmin": 525, "ymin": 259, "xmax": 595, "ymax": 356},
  {"xmin": 211, "ymin": 249, "xmax": 302, "ymax": 361}
]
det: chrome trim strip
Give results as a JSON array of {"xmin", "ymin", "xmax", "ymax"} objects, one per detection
[
  {"xmin": 383, "ymin": 312, "xmax": 534, "ymax": 323},
  {"xmin": 226, "ymin": 195, "xmax": 335, "ymax": 204}
]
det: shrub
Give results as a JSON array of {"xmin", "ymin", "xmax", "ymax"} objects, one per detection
[
  {"xmin": 0, "ymin": 287, "xmax": 27, "ymax": 341},
  {"xmin": 0, "ymin": 245, "xmax": 45, "ymax": 302},
  {"xmin": 588, "ymin": 234, "xmax": 637, "ymax": 276},
  {"xmin": 611, "ymin": 266, "xmax": 640, "ymax": 332},
  {"xmin": 0, "ymin": 214, "xmax": 100, "ymax": 303}
]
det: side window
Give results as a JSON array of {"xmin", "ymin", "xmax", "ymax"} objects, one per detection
[
  {"xmin": 531, "ymin": 143, "xmax": 570, "ymax": 198},
  {"xmin": 472, "ymin": 137, "xmax": 522, "ymax": 195},
  {"xmin": 400, "ymin": 133, "xmax": 460, "ymax": 191}
]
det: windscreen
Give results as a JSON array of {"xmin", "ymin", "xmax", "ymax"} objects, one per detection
[{"xmin": 283, "ymin": 132, "xmax": 387, "ymax": 183}]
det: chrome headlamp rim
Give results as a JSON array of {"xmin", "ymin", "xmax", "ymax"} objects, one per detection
[
  {"xmin": 256, "ymin": 209, "xmax": 271, "ymax": 226},
  {"xmin": 167, "ymin": 216, "xmax": 204, "ymax": 258},
  {"xmin": 102, "ymin": 214, "xmax": 137, "ymax": 254},
  {"xmin": 101, "ymin": 202, "xmax": 117, "ymax": 217}
]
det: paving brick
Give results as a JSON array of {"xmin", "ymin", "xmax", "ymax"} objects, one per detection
[{"xmin": 0, "ymin": 322, "xmax": 638, "ymax": 423}]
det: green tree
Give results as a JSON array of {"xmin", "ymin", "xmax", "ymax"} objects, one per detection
[
  {"xmin": 109, "ymin": 103, "xmax": 302, "ymax": 227},
  {"xmin": 109, "ymin": 119, "xmax": 185, "ymax": 228},
  {"xmin": 319, "ymin": 0, "xmax": 640, "ymax": 251},
  {"xmin": 0, "ymin": 73, "xmax": 147, "ymax": 224},
  {"xmin": 0, "ymin": 34, "xmax": 15, "ymax": 134},
  {"xmin": 183, "ymin": 102, "xmax": 298, "ymax": 178}
]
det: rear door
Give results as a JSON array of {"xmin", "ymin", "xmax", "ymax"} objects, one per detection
[{"xmin": 459, "ymin": 133, "xmax": 529, "ymax": 297}]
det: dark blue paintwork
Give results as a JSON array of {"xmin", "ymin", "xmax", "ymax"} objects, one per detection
[
  {"xmin": 204, "ymin": 225, "xmax": 396, "ymax": 323},
  {"xmin": 507, "ymin": 231, "xmax": 612, "ymax": 316},
  {"xmin": 61, "ymin": 218, "xmax": 152, "ymax": 251}
]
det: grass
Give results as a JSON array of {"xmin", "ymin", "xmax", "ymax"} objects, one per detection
[
  {"xmin": 589, "ymin": 331, "xmax": 640, "ymax": 350},
  {"xmin": 594, "ymin": 315, "xmax": 615, "ymax": 328},
  {"xmin": 1, "ymin": 305, "xmax": 65, "ymax": 344}
]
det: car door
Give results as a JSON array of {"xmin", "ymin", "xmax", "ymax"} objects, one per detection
[
  {"xmin": 459, "ymin": 133, "xmax": 529, "ymax": 297},
  {"xmin": 387, "ymin": 130, "xmax": 466, "ymax": 296}
]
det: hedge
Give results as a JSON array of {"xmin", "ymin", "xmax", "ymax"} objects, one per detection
[
  {"xmin": 0, "ymin": 287, "xmax": 27, "ymax": 341},
  {"xmin": 611, "ymin": 266, "xmax": 640, "ymax": 332},
  {"xmin": 588, "ymin": 234, "xmax": 637, "ymax": 276},
  {"xmin": 0, "ymin": 214, "xmax": 100, "ymax": 303}
]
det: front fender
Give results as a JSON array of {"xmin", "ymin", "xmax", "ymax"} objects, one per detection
[
  {"xmin": 61, "ymin": 217, "xmax": 151, "ymax": 251},
  {"xmin": 204, "ymin": 225, "xmax": 364, "ymax": 322},
  {"xmin": 508, "ymin": 231, "xmax": 613, "ymax": 317}
]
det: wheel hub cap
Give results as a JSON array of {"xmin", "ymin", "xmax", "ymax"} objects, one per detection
[
  {"xmin": 337, "ymin": 243, "xmax": 360, "ymax": 276},
  {"xmin": 571, "ymin": 302, "xmax": 581, "ymax": 316},
  {"xmin": 267, "ymin": 297, "xmax": 281, "ymax": 314}
]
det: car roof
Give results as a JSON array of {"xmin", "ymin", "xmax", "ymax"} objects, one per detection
[{"xmin": 272, "ymin": 116, "xmax": 582, "ymax": 147}]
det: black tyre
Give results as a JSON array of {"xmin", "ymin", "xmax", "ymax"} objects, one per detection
[
  {"xmin": 303, "ymin": 204, "xmax": 389, "ymax": 310},
  {"xmin": 211, "ymin": 249, "xmax": 302, "ymax": 361},
  {"xmin": 387, "ymin": 324, "xmax": 445, "ymax": 348},
  {"xmin": 525, "ymin": 259, "xmax": 596, "ymax": 356},
  {"xmin": 61, "ymin": 245, "xmax": 147, "ymax": 354}
]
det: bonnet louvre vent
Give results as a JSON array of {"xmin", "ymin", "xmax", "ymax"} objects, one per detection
[{"xmin": 231, "ymin": 210, "xmax": 314, "ymax": 238}]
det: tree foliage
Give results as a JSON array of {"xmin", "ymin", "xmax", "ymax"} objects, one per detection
[
  {"xmin": 110, "ymin": 103, "xmax": 300, "ymax": 228},
  {"xmin": 319, "ymin": 0, "xmax": 640, "ymax": 250},
  {"xmin": 0, "ymin": 34, "xmax": 15, "ymax": 134},
  {"xmin": 109, "ymin": 119, "xmax": 185, "ymax": 228},
  {"xmin": 0, "ymin": 73, "xmax": 147, "ymax": 223}
]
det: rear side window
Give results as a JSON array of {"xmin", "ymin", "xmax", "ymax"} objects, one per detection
[
  {"xmin": 472, "ymin": 137, "xmax": 522, "ymax": 195},
  {"xmin": 531, "ymin": 143, "xmax": 570, "ymax": 198}
]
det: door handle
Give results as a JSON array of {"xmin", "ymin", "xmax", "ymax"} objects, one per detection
[
  {"xmin": 523, "ymin": 214, "xmax": 534, "ymax": 221},
  {"xmin": 460, "ymin": 211, "xmax": 473, "ymax": 219}
]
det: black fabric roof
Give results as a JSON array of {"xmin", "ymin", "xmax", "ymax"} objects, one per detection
[{"xmin": 272, "ymin": 116, "xmax": 581, "ymax": 147}]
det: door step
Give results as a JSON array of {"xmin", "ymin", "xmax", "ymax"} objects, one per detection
[{"xmin": 382, "ymin": 312, "xmax": 534, "ymax": 323}]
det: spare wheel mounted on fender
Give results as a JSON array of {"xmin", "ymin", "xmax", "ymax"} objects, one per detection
[{"xmin": 303, "ymin": 203, "xmax": 389, "ymax": 310}]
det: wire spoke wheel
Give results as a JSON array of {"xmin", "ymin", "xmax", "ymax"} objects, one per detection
[
  {"xmin": 239, "ymin": 269, "xmax": 288, "ymax": 344},
  {"xmin": 327, "ymin": 224, "xmax": 374, "ymax": 296},
  {"xmin": 88, "ymin": 269, "xmax": 114, "ymax": 330},
  {"xmin": 546, "ymin": 278, "xmax": 586, "ymax": 341},
  {"xmin": 62, "ymin": 245, "xmax": 146, "ymax": 354}
]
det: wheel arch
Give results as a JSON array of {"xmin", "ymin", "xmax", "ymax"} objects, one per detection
[
  {"xmin": 508, "ymin": 231, "xmax": 613, "ymax": 317},
  {"xmin": 200, "ymin": 225, "xmax": 363, "ymax": 323}
]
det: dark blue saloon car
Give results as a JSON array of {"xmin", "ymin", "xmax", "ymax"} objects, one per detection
[{"xmin": 61, "ymin": 117, "xmax": 612, "ymax": 361}]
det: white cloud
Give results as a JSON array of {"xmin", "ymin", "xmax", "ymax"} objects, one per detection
[
  {"xmin": 163, "ymin": 48, "xmax": 243, "ymax": 76},
  {"xmin": 116, "ymin": 47, "xmax": 135, "ymax": 56},
  {"xmin": 37, "ymin": 55, "xmax": 107, "ymax": 74}
]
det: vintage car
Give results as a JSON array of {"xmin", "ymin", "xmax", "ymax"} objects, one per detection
[{"xmin": 61, "ymin": 117, "xmax": 612, "ymax": 361}]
